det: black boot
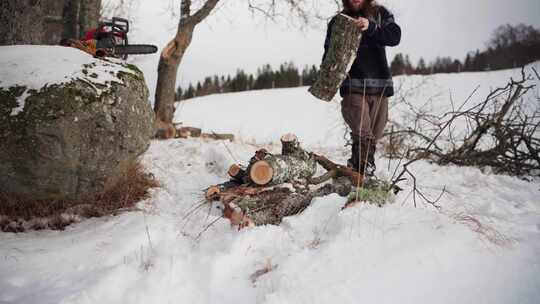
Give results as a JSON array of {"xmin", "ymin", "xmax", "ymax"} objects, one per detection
[
  {"xmin": 347, "ymin": 138, "xmax": 360, "ymax": 172},
  {"xmin": 359, "ymin": 139, "xmax": 377, "ymax": 178},
  {"xmin": 365, "ymin": 142, "xmax": 377, "ymax": 178}
]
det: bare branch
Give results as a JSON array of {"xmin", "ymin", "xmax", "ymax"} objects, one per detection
[{"xmin": 189, "ymin": 0, "xmax": 220, "ymax": 25}]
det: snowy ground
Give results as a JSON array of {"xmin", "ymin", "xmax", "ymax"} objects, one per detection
[{"xmin": 1, "ymin": 64, "xmax": 540, "ymax": 303}]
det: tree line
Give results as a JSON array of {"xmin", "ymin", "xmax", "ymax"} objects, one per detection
[
  {"xmin": 390, "ymin": 23, "xmax": 540, "ymax": 75},
  {"xmin": 178, "ymin": 23, "xmax": 540, "ymax": 100},
  {"xmin": 176, "ymin": 63, "xmax": 319, "ymax": 100}
]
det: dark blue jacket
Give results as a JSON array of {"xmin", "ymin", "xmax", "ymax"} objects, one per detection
[{"xmin": 323, "ymin": 6, "xmax": 401, "ymax": 97}]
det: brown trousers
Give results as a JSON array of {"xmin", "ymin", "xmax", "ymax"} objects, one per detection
[{"xmin": 341, "ymin": 94, "xmax": 388, "ymax": 141}]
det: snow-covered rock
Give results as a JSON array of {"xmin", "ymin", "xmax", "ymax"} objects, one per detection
[{"xmin": 0, "ymin": 45, "xmax": 155, "ymax": 200}]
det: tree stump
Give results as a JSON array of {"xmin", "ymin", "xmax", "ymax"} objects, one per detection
[
  {"xmin": 309, "ymin": 14, "xmax": 362, "ymax": 101},
  {"xmin": 281, "ymin": 133, "xmax": 301, "ymax": 156}
]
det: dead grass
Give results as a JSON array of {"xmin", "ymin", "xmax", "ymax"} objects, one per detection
[{"xmin": 0, "ymin": 162, "xmax": 159, "ymax": 232}]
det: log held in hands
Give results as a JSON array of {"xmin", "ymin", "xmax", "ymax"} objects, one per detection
[{"xmin": 309, "ymin": 14, "xmax": 362, "ymax": 102}]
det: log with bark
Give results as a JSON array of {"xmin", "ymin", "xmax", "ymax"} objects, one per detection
[
  {"xmin": 168, "ymin": 124, "xmax": 234, "ymax": 141},
  {"xmin": 247, "ymin": 134, "xmax": 317, "ymax": 186},
  {"xmin": 175, "ymin": 126, "xmax": 202, "ymax": 138},
  {"xmin": 309, "ymin": 14, "xmax": 362, "ymax": 101},
  {"xmin": 221, "ymin": 183, "xmax": 347, "ymax": 226}
]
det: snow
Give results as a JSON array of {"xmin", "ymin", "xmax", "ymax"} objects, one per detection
[
  {"xmin": 9, "ymin": 90, "xmax": 30, "ymax": 116},
  {"xmin": 1, "ymin": 62, "xmax": 540, "ymax": 303},
  {"xmin": 0, "ymin": 45, "xmax": 135, "ymax": 116}
]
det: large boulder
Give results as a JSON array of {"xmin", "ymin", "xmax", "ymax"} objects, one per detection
[{"xmin": 0, "ymin": 46, "xmax": 155, "ymax": 200}]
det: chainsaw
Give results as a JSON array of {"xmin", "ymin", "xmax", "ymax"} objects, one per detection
[{"xmin": 78, "ymin": 17, "xmax": 157, "ymax": 59}]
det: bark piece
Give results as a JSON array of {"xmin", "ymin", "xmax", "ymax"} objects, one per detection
[{"xmin": 309, "ymin": 14, "xmax": 362, "ymax": 101}]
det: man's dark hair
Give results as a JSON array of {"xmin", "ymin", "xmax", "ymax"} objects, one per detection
[{"xmin": 342, "ymin": 0, "xmax": 379, "ymax": 18}]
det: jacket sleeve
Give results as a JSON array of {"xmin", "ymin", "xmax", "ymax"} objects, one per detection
[
  {"xmin": 322, "ymin": 17, "xmax": 336, "ymax": 61},
  {"xmin": 364, "ymin": 6, "xmax": 401, "ymax": 46}
]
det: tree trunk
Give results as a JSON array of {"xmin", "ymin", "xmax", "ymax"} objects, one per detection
[
  {"xmin": 153, "ymin": 0, "xmax": 221, "ymax": 124},
  {"xmin": 309, "ymin": 14, "xmax": 362, "ymax": 101},
  {"xmin": 1, "ymin": 0, "xmax": 101, "ymax": 45},
  {"xmin": 153, "ymin": 25, "xmax": 194, "ymax": 123},
  {"xmin": 62, "ymin": 0, "xmax": 81, "ymax": 39},
  {"xmin": 42, "ymin": 0, "xmax": 66, "ymax": 45},
  {"xmin": 79, "ymin": 0, "xmax": 101, "ymax": 37},
  {"xmin": 0, "ymin": 0, "xmax": 45, "ymax": 45},
  {"xmin": 62, "ymin": 0, "xmax": 100, "ymax": 40}
]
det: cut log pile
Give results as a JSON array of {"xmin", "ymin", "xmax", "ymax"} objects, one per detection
[{"xmin": 205, "ymin": 134, "xmax": 365, "ymax": 227}]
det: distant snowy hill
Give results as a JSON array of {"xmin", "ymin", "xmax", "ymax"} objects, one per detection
[{"xmin": 1, "ymin": 63, "xmax": 539, "ymax": 304}]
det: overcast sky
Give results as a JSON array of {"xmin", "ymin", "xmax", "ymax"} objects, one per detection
[{"xmin": 129, "ymin": 0, "xmax": 540, "ymax": 89}]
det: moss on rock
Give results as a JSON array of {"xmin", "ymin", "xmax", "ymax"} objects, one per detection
[{"xmin": 0, "ymin": 61, "xmax": 155, "ymax": 201}]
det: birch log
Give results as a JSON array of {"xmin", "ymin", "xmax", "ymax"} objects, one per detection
[
  {"xmin": 309, "ymin": 14, "xmax": 362, "ymax": 101},
  {"xmin": 231, "ymin": 184, "xmax": 339, "ymax": 225},
  {"xmin": 249, "ymin": 154, "xmax": 317, "ymax": 186},
  {"xmin": 248, "ymin": 134, "xmax": 317, "ymax": 186}
]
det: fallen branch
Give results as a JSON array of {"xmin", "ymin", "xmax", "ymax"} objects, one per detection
[
  {"xmin": 202, "ymin": 132, "xmax": 235, "ymax": 142},
  {"xmin": 313, "ymin": 154, "xmax": 363, "ymax": 186}
]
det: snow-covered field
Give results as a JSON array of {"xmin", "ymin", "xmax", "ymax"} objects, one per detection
[
  {"xmin": 1, "ymin": 63, "xmax": 540, "ymax": 303},
  {"xmin": 175, "ymin": 62, "xmax": 540, "ymax": 148}
]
